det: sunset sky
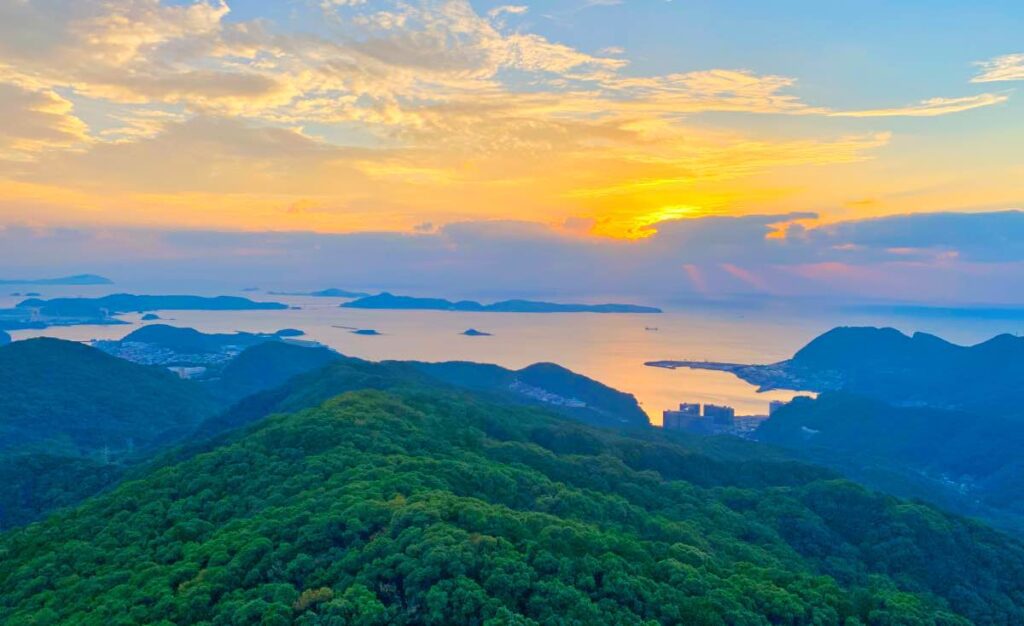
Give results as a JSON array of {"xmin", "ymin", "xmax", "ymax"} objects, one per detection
[{"xmin": 1, "ymin": 0, "xmax": 1023, "ymax": 302}]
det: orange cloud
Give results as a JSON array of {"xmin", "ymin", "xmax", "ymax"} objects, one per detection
[{"xmin": 0, "ymin": 0, "xmax": 1017, "ymax": 239}]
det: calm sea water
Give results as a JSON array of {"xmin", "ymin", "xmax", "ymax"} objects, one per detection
[{"xmin": 6, "ymin": 288, "xmax": 1020, "ymax": 423}]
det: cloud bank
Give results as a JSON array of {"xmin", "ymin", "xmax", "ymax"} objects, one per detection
[
  {"xmin": 0, "ymin": 0, "xmax": 1016, "ymax": 238},
  {"xmin": 5, "ymin": 210, "xmax": 1024, "ymax": 306}
]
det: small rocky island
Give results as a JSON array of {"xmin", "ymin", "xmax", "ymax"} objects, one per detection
[{"xmin": 462, "ymin": 328, "xmax": 493, "ymax": 336}]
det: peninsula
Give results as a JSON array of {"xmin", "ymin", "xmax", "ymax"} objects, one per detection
[
  {"xmin": 647, "ymin": 326, "xmax": 1024, "ymax": 410},
  {"xmin": 341, "ymin": 292, "xmax": 662, "ymax": 314}
]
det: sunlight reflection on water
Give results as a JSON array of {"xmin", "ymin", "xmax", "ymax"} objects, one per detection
[{"xmin": 8, "ymin": 289, "xmax": 1021, "ymax": 424}]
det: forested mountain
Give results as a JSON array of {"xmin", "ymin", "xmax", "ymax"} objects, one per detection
[
  {"xmin": 3, "ymin": 386, "xmax": 1024, "ymax": 624},
  {"xmin": 0, "ymin": 332, "xmax": 651, "ymax": 529},
  {"xmin": 724, "ymin": 327, "xmax": 1024, "ymax": 411},
  {"xmin": 758, "ymin": 392, "xmax": 1024, "ymax": 534},
  {"xmin": 119, "ymin": 324, "xmax": 286, "ymax": 354},
  {"xmin": 0, "ymin": 338, "xmax": 218, "ymax": 455},
  {"xmin": 196, "ymin": 354, "xmax": 648, "ymax": 442},
  {"xmin": 9, "ymin": 329, "xmax": 1024, "ymax": 624},
  {"xmin": 0, "ymin": 453, "xmax": 122, "ymax": 530},
  {"xmin": 0, "ymin": 337, "xmax": 348, "ymax": 528},
  {"xmin": 0, "ymin": 338, "xmax": 220, "ymax": 528},
  {"xmin": 785, "ymin": 327, "xmax": 1024, "ymax": 410},
  {"xmin": 409, "ymin": 360, "xmax": 649, "ymax": 428},
  {"xmin": 208, "ymin": 341, "xmax": 343, "ymax": 404},
  {"xmin": 724, "ymin": 327, "xmax": 1024, "ymax": 535}
]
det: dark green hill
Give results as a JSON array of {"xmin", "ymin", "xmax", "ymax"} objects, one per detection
[
  {"xmin": 412, "ymin": 360, "xmax": 649, "ymax": 428},
  {"xmin": 0, "ymin": 338, "xmax": 218, "ymax": 455},
  {"xmin": 192, "ymin": 356, "xmax": 433, "ymax": 440},
  {"xmin": 758, "ymin": 392, "xmax": 1024, "ymax": 534},
  {"xmin": 0, "ymin": 338, "xmax": 221, "ymax": 529},
  {"xmin": 0, "ymin": 453, "xmax": 122, "ymax": 530},
  {"xmin": 2, "ymin": 388, "xmax": 1023, "ymax": 624},
  {"xmin": 120, "ymin": 324, "xmax": 279, "ymax": 354},
  {"xmin": 208, "ymin": 341, "xmax": 343, "ymax": 403},
  {"xmin": 686, "ymin": 327, "xmax": 1024, "ymax": 412},
  {"xmin": 0, "ymin": 336, "xmax": 646, "ymax": 528},
  {"xmin": 198, "ymin": 355, "xmax": 649, "ymax": 442}
]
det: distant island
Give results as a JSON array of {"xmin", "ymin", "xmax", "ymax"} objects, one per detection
[
  {"xmin": 462, "ymin": 328, "xmax": 492, "ymax": 336},
  {"xmin": 269, "ymin": 288, "xmax": 370, "ymax": 298},
  {"xmin": 341, "ymin": 292, "xmax": 662, "ymax": 314},
  {"xmin": 18, "ymin": 294, "xmax": 288, "ymax": 317},
  {"xmin": 0, "ymin": 274, "xmax": 112, "ymax": 285},
  {"xmin": 1, "ymin": 294, "xmax": 287, "ymax": 330},
  {"xmin": 92, "ymin": 325, "xmax": 314, "ymax": 375}
]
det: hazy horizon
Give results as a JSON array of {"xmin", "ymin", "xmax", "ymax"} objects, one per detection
[{"xmin": 2, "ymin": 1, "xmax": 1023, "ymax": 307}]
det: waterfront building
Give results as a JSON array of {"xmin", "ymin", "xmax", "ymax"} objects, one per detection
[{"xmin": 703, "ymin": 404, "xmax": 735, "ymax": 423}]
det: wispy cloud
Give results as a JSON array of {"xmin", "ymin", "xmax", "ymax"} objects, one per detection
[
  {"xmin": 0, "ymin": 0, "xmax": 1015, "ymax": 239},
  {"xmin": 973, "ymin": 53, "xmax": 1024, "ymax": 82},
  {"xmin": 488, "ymin": 5, "xmax": 529, "ymax": 18},
  {"xmin": 830, "ymin": 93, "xmax": 1009, "ymax": 118}
]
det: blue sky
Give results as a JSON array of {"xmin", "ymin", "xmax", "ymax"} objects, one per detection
[{"xmin": 0, "ymin": 0, "xmax": 1022, "ymax": 302}]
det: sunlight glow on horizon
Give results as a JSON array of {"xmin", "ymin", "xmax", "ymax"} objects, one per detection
[{"xmin": 0, "ymin": 0, "xmax": 1021, "ymax": 241}]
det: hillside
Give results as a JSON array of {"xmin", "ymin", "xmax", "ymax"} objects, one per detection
[
  {"xmin": 2, "ymin": 388, "xmax": 1023, "ymax": 624},
  {"xmin": 663, "ymin": 327, "xmax": 1024, "ymax": 413},
  {"xmin": 0, "ymin": 453, "xmax": 122, "ymax": 530},
  {"xmin": 197, "ymin": 355, "xmax": 649, "ymax": 441},
  {"xmin": 758, "ymin": 392, "xmax": 1024, "ymax": 534},
  {"xmin": 785, "ymin": 327, "xmax": 1024, "ymax": 410},
  {"xmin": 0, "ymin": 338, "xmax": 222, "ymax": 529},
  {"xmin": 411, "ymin": 360, "xmax": 649, "ymax": 428},
  {"xmin": 118, "ymin": 324, "xmax": 283, "ymax": 354},
  {"xmin": 208, "ymin": 341, "xmax": 343, "ymax": 403},
  {"xmin": 0, "ymin": 338, "xmax": 218, "ymax": 455}
]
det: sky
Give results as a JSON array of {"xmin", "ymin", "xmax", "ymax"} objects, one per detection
[{"xmin": 0, "ymin": 0, "xmax": 1022, "ymax": 303}]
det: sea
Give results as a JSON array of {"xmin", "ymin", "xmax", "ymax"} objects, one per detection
[{"xmin": 6, "ymin": 287, "xmax": 1022, "ymax": 424}]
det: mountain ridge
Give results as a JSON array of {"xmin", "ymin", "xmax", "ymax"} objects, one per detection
[{"xmin": 3, "ymin": 386, "xmax": 1023, "ymax": 624}]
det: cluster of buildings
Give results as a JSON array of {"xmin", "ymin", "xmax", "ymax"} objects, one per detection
[
  {"xmin": 662, "ymin": 399, "xmax": 790, "ymax": 437},
  {"xmin": 91, "ymin": 340, "xmax": 240, "ymax": 367},
  {"xmin": 508, "ymin": 379, "xmax": 587, "ymax": 408}
]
